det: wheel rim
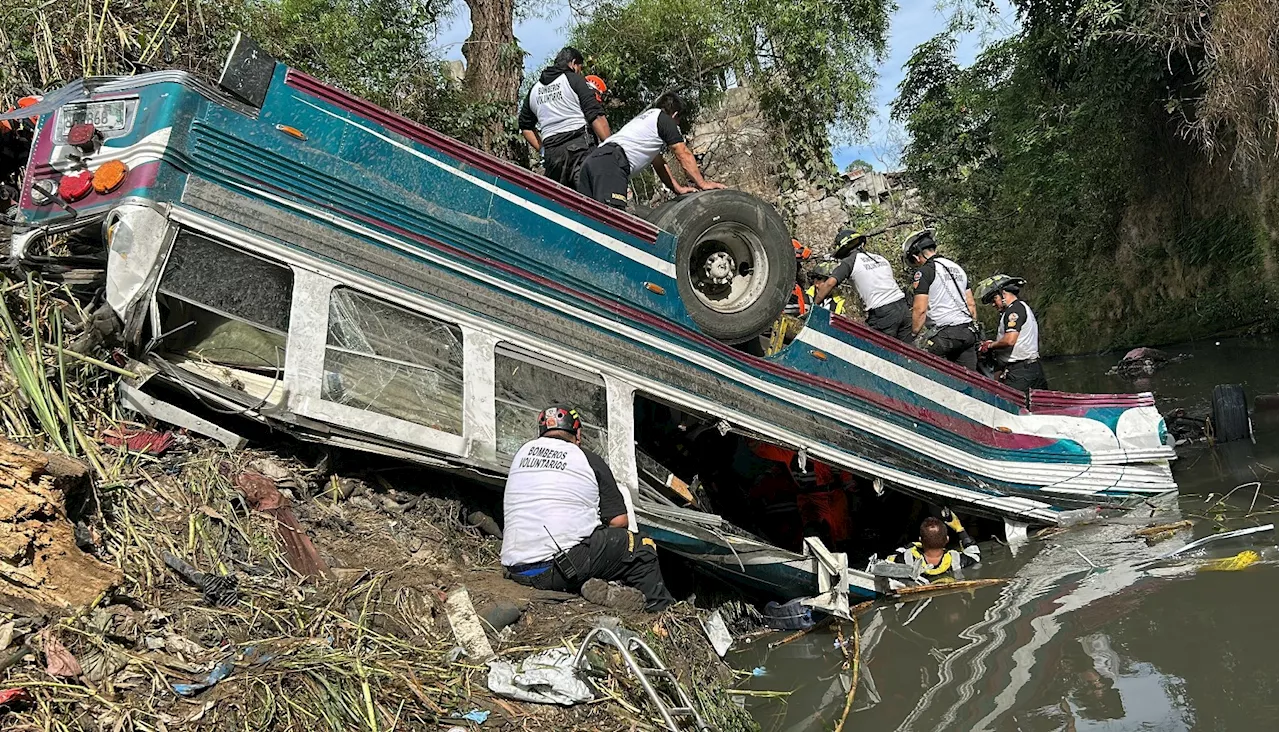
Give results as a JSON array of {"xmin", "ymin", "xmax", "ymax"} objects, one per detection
[{"xmin": 685, "ymin": 222, "xmax": 771, "ymax": 315}]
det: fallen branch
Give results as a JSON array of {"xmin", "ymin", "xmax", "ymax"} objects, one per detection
[
  {"xmin": 891, "ymin": 578, "xmax": 1007, "ymax": 600},
  {"xmin": 833, "ymin": 615, "xmax": 861, "ymax": 731}
]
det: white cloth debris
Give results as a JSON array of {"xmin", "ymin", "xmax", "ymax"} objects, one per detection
[{"xmin": 486, "ymin": 648, "xmax": 594, "ymax": 706}]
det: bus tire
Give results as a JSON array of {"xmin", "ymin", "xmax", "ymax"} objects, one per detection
[
  {"xmin": 649, "ymin": 190, "xmax": 793, "ymax": 344},
  {"xmin": 1211, "ymin": 384, "xmax": 1251, "ymax": 443}
]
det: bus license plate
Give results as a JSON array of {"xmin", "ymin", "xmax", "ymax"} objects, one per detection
[{"xmin": 58, "ymin": 100, "xmax": 128, "ymax": 137}]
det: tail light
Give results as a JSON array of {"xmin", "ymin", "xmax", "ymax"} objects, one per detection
[
  {"xmin": 58, "ymin": 171, "xmax": 93, "ymax": 202},
  {"xmin": 93, "ymin": 160, "xmax": 128, "ymax": 194},
  {"xmin": 67, "ymin": 122, "xmax": 101, "ymax": 152}
]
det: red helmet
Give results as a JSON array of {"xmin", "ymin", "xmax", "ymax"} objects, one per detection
[
  {"xmin": 585, "ymin": 75, "xmax": 607, "ymax": 103},
  {"xmin": 538, "ymin": 405, "xmax": 582, "ymax": 436}
]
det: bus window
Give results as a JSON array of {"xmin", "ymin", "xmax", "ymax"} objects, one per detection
[
  {"xmin": 321, "ymin": 288, "xmax": 465, "ymax": 434},
  {"xmin": 156, "ymin": 232, "xmax": 291, "ymax": 373},
  {"xmin": 495, "ymin": 348, "xmax": 608, "ymax": 458}
]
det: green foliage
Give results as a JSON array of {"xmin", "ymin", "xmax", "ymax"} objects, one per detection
[
  {"xmin": 891, "ymin": 0, "xmax": 1276, "ymax": 353},
  {"xmin": 566, "ymin": 0, "xmax": 891, "ymax": 188},
  {"xmin": 844, "ymin": 159, "xmax": 874, "ymax": 174},
  {"xmin": 0, "ymin": 0, "xmax": 503, "ymax": 146}
]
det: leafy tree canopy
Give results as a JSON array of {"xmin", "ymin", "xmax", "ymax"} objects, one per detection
[
  {"xmin": 844, "ymin": 159, "xmax": 874, "ymax": 174},
  {"xmin": 566, "ymin": 0, "xmax": 892, "ymax": 185}
]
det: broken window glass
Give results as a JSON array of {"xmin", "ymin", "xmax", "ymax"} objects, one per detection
[
  {"xmin": 159, "ymin": 231, "xmax": 293, "ymax": 332},
  {"xmin": 156, "ymin": 233, "xmax": 291, "ymax": 371},
  {"xmin": 321, "ymin": 288, "xmax": 465, "ymax": 434},
  {"xmin": 495, "ymin": 350, "xmax": 608, "ymax": 457}
]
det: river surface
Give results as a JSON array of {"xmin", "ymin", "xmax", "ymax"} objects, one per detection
[{"xmin": 730, "ymin": 337, "xmax": 1279, "ymax": 731}]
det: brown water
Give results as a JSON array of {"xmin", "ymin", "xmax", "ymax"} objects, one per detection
[{"xmin": 731, "ymin": 337, "xmax": 1279, "ymax": 731}]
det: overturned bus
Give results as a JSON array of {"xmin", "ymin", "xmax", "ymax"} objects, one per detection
[{"xmin": 2, "ymin": 36, "xmax": 1177, "ymax": 602}]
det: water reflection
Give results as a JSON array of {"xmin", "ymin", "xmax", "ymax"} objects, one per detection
[{"xmin": 735, "ymin": 338, "xmax": 1277, "ymax": 731}]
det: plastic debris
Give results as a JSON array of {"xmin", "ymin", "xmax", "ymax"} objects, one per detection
[
  {"xmin": 162, "ymin": 553, "xmax": 239, "ymax": 606},
  {"xmin": 453, "ymin": 709, "xmax": 490, "ymax": 723},
  {"xmin": 1198, "ymin": 550, "xmax": 1261, "ymax": 572},
  {"xmin": 701, "ymin": 609, "xmax": 733, "ymax": 657},
  {"xmin": 101, "ymin": 426, "xmax": 176, "ymax": 454},
  {"xmin": 762, "ymin": 598, "xmax": 815, "ymax": 630},
  {"xmin": 0, "ymin": 688, "xmax": 33, "ymax": 712},
  {"xmin": 486, "ymin": 648, "xmax": 594, "ymax": 705},
  {"xmin": 445, "ymin": 586, "xmax": 494, "ymax": 661},
  {"xmin": 40, "ymin": 629, "xmax": 82, "ymax": 678},
  {"xmin": 751, "ymin": 666, "xmax": 767, "ymax": 676},
  {"xmin": 172, "ymin": 658, "xmax": 234, "ymax": 696}
]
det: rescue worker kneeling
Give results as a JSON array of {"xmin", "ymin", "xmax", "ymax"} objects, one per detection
[
  {"xmin": 886, "ymin": 508, "xmax": 981, "ymax": 582},
  {"xmin": 501, "ymin": 405, "xmax": 675, "ymax": 612}
]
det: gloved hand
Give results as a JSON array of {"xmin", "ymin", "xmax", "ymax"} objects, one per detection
[
  {"xmin": 978, "ymin": 340, "xmax": 992, "ymax": 355},
  {"xmin": 939, "ymin": 506, "xmax": 964, "ymax": 533}
]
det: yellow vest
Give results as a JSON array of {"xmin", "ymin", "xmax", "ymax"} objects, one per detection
[{"xmin": 805, "ymin": 286, "xmax": 847, "ymax": 316}]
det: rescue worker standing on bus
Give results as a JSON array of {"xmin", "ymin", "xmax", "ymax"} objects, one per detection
[
  {"xmin": 501, "ymin": 405, "xmax": 675, "ymax": 612},
  {"xmin": 518, "ymin": 47, "xmax": 612, "ymax": 188},
  {"xmin": 577, "ymin": 92, "xmax": 724, "ymax": 208},
  {"xmin": 810, "ymin": 229, "xmax": 910, "ymax": 340},
  {"xmin": 976, "ymin": 274, "xmax": 1050, "ymax": 392},
  {"xmin": 903, "ymin": 229, "xmax": 980, "ymax": 370},
  {"xmin": 885, "ymin": 508, "xmax": 981, "ymax": 582}
]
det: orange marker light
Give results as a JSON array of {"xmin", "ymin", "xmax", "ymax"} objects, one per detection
[
  {"xmin": 93, "ymin": 160, "xmax": 128, "ymax": 194},
  {"xmin": 644, "ymin": 282, "xmax": 666, "ymax": 295},
  {"xmin": 811, "ymin": 350, "xmax": 827, "ymax": 360},
  {"xmin": 275, "ymin": 124, "xmax": 307, "ymax": 141}
]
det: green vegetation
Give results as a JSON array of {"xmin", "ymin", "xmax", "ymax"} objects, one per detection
[
  {"xmin": 845, "ymin": 159, "xmax": 875, "ymax": 174},
  {"xmin": 0, "ymin": 0, "xmax": 504, "ymax": 148},
  {"xmin": 891, "ymin": 0, "xmax": 1277, "ymax": 354},
  {"xmin": 567, "ymin": 0, "xmax": 892, "ymax": 188}
]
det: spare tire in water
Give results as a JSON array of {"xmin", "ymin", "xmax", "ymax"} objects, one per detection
[
  {"xmin": 648, "ymin": 190, "xmax": 793, "ymax": 344},
  {"xmin": 1211, "ymin": 384, "xmax": 1251, "ymax": 443}
]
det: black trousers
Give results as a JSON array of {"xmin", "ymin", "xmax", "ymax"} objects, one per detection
[
  {"xmin": 866, "ymin": 299, "xmax": 912, "ymax": 342},
  {"xmin": 926, "ymin": 323, "xmax": 979, "ymax": 371},
  {"xmin": 542, "ymin": 129, "xmax": 594, "ymax": 189},
  {"xmin": 507, "ymin": 526, "xmax": 675, "ymax": 611},
  {"xmin": 577, "ymin": 143, "xmax": 631, "ymax": 209},
  {"xmin": 1000, "ymin": 359, "xmax": 1049, "ymax": 392}
]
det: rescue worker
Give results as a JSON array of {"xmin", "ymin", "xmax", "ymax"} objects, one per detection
[
  {"xmin": 501, "ymin": 405, "xmax": 675, "ymax": 612},
  {"xmin": 903, "ymin": 229, "xmax": 980, "ymax": 369},
  {"xmin": 810, "ymin": 229, "xmax": 910, "ymax": 339},
  {"xmin": 784, "ymin": 239, "xmax": 813, "ymax": 317},
  {"xmin": 577, "ymin": 92, "xmax": 724, "ymax": 209},
  {"xmin": 976, "ymin": 274, "xmax": 1050, "ymax": 392},
  {"xmin": 518, "ymin": 47, "xmax": 612, "ymax": 188},
  {"xmin": 805, "ymin": 260, "xmax": 848, "ymax": 315},
  {"xmin": 885, "ymin": 508, "xmax": 981, "ymax": 582}
]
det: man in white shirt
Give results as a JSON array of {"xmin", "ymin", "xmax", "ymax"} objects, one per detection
[
  {"xmin": 976, "ymin": 273, "xmax": 1049, "ymax": 392},
  {"xmin": 501, "ymin": 405, "xmax": 675, "ymax": 612},
  {"xmin": 576, "ymin": 92, "xmax": 724, "ymax": 208},
  {"xmin": 809, "ymin": 229, "xmax": 912, "ymax": 341},
  {"xmin": 903, "ymin": 230, "xmax": 980, "ymax": 370},
  {"xmin": 518, "ymin": 47, "xmax": 612, "ymax": 187}
]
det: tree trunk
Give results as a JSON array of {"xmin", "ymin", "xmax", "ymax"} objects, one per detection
[
  {"xmin": 1, "ymin": 435, "xmax": 121, "ymax": 615},
  {"xmin": 461, "ymin": 0, "xmax": 524, "ymax": 159}
]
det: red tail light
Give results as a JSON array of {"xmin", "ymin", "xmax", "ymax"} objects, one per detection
[{"xmin": 59, "ymin": 171, "xmax": 93, "ymax": 202}]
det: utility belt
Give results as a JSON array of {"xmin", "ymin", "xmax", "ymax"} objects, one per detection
[
  {"xmin": 866, "ymin": 299, "xmax": 904, "ymax": 317},
  {"xmin": 505, "ymin": 543, "xmax": 584, "ymax": 585},
  {"xmin": 541, "ymin": 125, "xmax": 590, "ymax": 150}
]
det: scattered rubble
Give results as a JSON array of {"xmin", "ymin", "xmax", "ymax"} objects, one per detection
[{"xmin": 0, "ymin": 275, "xmax": 763, "ymax": 731}]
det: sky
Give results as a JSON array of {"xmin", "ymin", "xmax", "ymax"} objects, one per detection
[{"xmin": 432, "ymin": 2, "xmax": 1017, "ymax": 171}]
